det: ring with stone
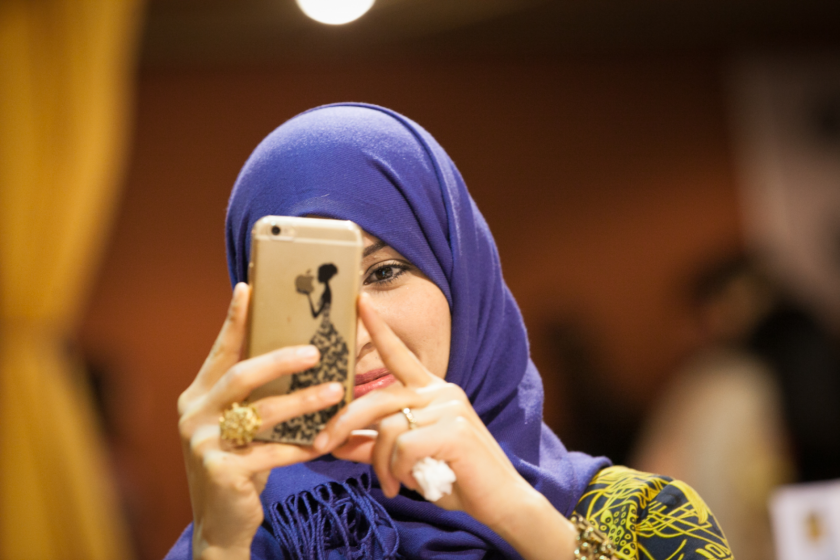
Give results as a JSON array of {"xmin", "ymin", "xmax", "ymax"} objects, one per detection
[{"xmin": 219, "ymin": 402, "xmax": 262, "ymax": 446}]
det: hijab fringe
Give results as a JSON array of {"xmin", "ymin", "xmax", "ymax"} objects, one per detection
[{"xmin": 268, "ymin": 473, "xmax": 399, "ymax": 560}]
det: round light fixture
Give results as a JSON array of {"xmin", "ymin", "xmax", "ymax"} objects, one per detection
[{"xmin": 296, "ymin": 0, "xmax": 375, "ymax": 25}]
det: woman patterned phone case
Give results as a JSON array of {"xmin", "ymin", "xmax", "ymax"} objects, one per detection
[{"xmin": 245, "ymin": 216, "xmax": 363, "ymax": 445}]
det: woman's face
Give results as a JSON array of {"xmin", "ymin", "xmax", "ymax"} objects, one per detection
[{"xmin": 354, "ymin": 231, "xmax": 451, "ymax": 398}]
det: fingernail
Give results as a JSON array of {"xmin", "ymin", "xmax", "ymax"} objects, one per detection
[
  {"xmin": 313, "ymin": 431, "xmax": 329, "ymax": 451},
  {"xmin": 321, "ymin": 382, "xmax": 342, "ymax": 398},
  {"xmin": 297, "ymin": 345, "xmax": 318, "ymax": 358}
]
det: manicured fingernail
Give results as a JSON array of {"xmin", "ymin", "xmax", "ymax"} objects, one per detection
[
  {"xmin": 321, "ymin": 382, "xmax": 342, "ymax": 398},
  {"xmin": 297, "ymin": 345, "xmax": 318, "ymax": 358},
  {"xmin": 313, "ymin": 431, "xmax": 329, "ymax": 451}
]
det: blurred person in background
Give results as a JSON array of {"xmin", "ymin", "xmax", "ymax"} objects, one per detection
[
  {"xmin": 166, "ymin": 104, "xmax": 732, "ymax": 560},
  {"xmin": 632, "ymin": 254, "xmax": 840, "ymax": 560}
]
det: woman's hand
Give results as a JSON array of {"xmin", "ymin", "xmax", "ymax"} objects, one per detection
[
  {"xmin": 313, "ymin": 294, "xmax": 578, "ymax": 560},
  {"xmin": 176, "ymin": 283, "xmax": 344, "ymax": 560}
]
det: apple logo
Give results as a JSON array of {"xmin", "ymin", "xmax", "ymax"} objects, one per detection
[{"xmin": 295, "ymin": 270, "xmax": 315, "ymax": 294}]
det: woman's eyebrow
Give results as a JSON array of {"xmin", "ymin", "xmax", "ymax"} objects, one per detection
[{"xmin": 363, "ymin": 240, "xmax": 388, "ymax": 258}]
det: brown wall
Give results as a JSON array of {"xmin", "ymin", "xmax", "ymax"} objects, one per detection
[{"xmin": 79, "ymin": 55, "xmax": 741, "ymax": 560}]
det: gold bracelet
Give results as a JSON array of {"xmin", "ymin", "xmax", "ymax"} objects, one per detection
[{"xmin": 569, "ymin": 513, "xmax": 618, "ymax": 560}]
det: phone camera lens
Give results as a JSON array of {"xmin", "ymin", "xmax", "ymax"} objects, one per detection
[{"xmin": 271, "ymin": 225, "xmax": 281, "ymax": 235}]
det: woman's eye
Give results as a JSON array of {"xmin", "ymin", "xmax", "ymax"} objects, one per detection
[
  {"xmin": 374, "ymin": 267, "xmax": 395, "ymax": 281},
  {"xmin": 364, "ymin": 262, "xmax": 408, "ymax": 285}
]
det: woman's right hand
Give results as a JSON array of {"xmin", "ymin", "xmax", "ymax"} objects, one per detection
[{"xmin": 176, "ymin": 283, "xmax": 345, "ymax": 560}]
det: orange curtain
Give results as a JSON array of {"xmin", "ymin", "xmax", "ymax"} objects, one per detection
[{"xmin": 0, "ymin": 1, "xmax": 143, "ymax": 558}]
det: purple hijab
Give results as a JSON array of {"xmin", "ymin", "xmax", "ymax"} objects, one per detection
[{"xmin": 166, "ymin": 103, "xmax": 608, "ymax": 560}]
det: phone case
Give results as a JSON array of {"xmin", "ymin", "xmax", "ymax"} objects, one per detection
[{"xmin": 245, "ymin": 216, "xmax": 363, "ymax": 444}]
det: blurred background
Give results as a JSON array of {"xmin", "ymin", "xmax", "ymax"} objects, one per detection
[{"xmin": 2, "ymin": 0, "xmax": 840, "ymax": 559}]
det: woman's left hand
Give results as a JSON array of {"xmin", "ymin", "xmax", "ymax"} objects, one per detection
[{"xmin": 313, "ymin": 294, "xmax": 541, "ymax": 532}]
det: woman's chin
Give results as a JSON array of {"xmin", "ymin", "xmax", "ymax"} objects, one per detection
[{"xmin": 353, "ymin": 373, "xmax": 396, "ymax": 399}]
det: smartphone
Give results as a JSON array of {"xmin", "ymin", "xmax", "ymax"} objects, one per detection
[{"xmin": 245, "ymin": 216, "xmax": 363, "ymax": 445}]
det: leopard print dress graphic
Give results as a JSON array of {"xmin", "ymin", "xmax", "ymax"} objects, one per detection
[{"xmin": 271, "ymin": 302, "xmax": 349, "ymax": 443}]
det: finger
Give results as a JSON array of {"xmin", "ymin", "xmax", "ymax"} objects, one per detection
[
  {"xmin": 389, "ymin": 417, "xmax": 476, "ymax": 491},
  {"xmin": 205, "ymin": 345, "xmax": 320, "ymax": 410},
  {"xmin": 203, "ymin": 444, "xmax": 323, "ymax": 479},
  {"xmin": 407, "ymin": 390, "xmax": 512, "ymax": 468},
  {"xmin": 189, "ymin": 423, "xmax": 223, "ymax": 458},
  {"xmin": 195, "ymin": 283, "xmax": 251, "ymax": 392},
  {"xmin": 178, "ymin": 345, "xmax": 321, "ymax": 442},
  {"xmin": 180, "ymin": 284, "xmax": 251, "ymax": 414},
  {"xmin": 190, "ymin": 380, "xmax": 342, "ymax": 464},
  {"xmin": 229, "ymin": 443, "xmax": 324, "ymax": 472},
  {"xmin": 312, "ymin": 382, "xmax": 430, "ymax": 452},
  {"xmin": 331, "ymin": 433, "xmax": 378, "ymax": 463},
  {"xmin": 358, "ymin": 293, "xmax": 437, "ymax": 389},
  {"xmin": 313, "ymin": 382, "xmax": 466, "ymax": 453},
  {"xmin": 372, "ymin": 401, "xmax": 465, "ymax": 497},
  {"xmin": 252, "ymin": 382, "xmax": 344, "ymax": 434},
  {"xmin": 418, "ymin": 398, "xmax": 518, "ymax": 476},
  {"xmin": 373, "ymin": 409, "xmax": 420, "ymax": 497}
]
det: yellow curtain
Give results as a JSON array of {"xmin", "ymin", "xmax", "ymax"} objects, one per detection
[{"xmin": 0, "ymin": 1, "xmax": 143, "ymax": 558}]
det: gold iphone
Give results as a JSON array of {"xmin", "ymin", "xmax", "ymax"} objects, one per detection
[{"xmin": 245, "ymin": 216, "xmax": 363, "ymax": 445}]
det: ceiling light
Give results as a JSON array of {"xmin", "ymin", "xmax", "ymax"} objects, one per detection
[{"xmin": 296, "ymin": 0, "xmax": 375, "ymax": 25}]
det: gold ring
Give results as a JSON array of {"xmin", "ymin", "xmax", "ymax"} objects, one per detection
[
  {"xmin": 401, "ymin": 407, "xmax": 418, "ymax": 430},
  {"xmin": 219, "ymin": 402, "xmax": 262, "ymax": 446}
]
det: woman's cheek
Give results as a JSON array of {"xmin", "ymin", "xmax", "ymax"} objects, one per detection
[{"xmin": 381, "ymin": 279, "xmax": 451, "ymax": 379}]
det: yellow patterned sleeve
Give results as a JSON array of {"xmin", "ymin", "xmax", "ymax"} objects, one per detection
[{"xmin": 572, "ymin": 466, "xmax": 733, "ymax": 560}]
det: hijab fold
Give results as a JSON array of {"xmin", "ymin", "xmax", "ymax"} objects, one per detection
[{"xmin": 166, "ymin": 103, "xmax": 608, "ymax": 560}]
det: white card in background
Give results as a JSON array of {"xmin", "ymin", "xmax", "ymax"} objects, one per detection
[{"xmin": 770, "ymin": 480, "xmax": 840, "ymax": 560}]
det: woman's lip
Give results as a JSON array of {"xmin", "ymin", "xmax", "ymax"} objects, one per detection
[
  {"xmin": 354, "ymin": 367, "xmax": 390, "ymax": 385},
  {"xmin": 354, "ymin": 374, "xmax": 396, "ymax": 399}
]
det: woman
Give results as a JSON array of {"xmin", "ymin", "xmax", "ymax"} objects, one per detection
[{"xmin": 168, "ymin": 104, "xmax": 732, "ymax": 560}]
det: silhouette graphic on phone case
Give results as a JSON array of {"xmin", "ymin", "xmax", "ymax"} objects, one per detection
[{"xmin": 272, "ymin": 263, "xmax": 349, "ymax": 443}]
